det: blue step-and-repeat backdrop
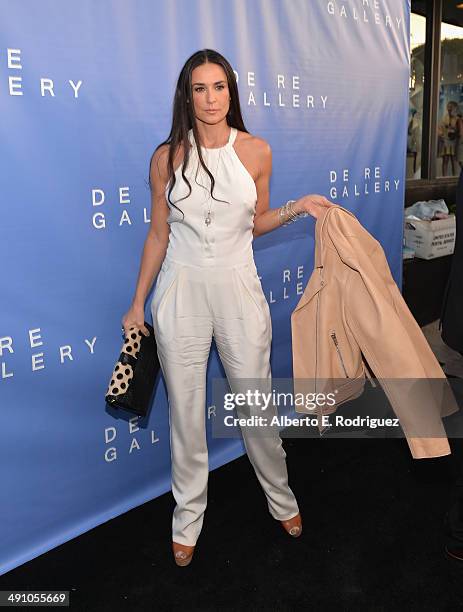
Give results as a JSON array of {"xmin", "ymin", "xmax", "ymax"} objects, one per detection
[{"xmin": 0, "ymin": 0, "xmax": 410, "ymax": 574}]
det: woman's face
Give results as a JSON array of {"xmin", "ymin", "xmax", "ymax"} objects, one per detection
[{"xmin": 190, "ymin": 62, "xmax": 230, "ymax": 124}]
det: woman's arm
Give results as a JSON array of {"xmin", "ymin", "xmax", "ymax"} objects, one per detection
[
  {"xmin": 121, "ymin": 145, "xmax": 171, "ymax": 336},
  {"xmin": 252, "ymin": 141, "xmax": 334, "ymax": 238}
]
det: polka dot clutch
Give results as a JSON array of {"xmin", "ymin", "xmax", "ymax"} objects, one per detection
[{"xmin": 105, "ymin": 321, "xmax": 160, "ymax": 417}]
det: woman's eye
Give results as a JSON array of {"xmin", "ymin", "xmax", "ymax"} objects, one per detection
[{"xmin": 194, "ymin": 85, "xmax": 225, "ymax": 92}]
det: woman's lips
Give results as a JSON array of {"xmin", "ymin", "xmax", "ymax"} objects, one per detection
[{"xmin": 206, "ymin": 109, "xmax": 218, "ymax": 113}]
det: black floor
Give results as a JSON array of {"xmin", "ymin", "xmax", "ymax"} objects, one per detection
[{"xmin": 1, "ymin": 431, "xmax": 463, "ymax": 611}]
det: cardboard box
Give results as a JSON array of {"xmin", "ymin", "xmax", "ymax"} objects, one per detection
[{"xmin": 403, "ymin": 214, "xmax": 456, "ymax": 260}]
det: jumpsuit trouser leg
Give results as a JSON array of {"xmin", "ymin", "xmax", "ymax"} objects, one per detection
[{"xmin": 151, "ymin": 257, "xmax": 300, "ymax": 547}]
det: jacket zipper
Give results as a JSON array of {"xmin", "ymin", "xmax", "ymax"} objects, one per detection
[
  {"xmin": 315, "ymin": 291, "xmax": 320, "ymax": 393},
  {"xmin": 363, "ymin": 360, "xmax": 377, "ymax": 388},
  {"xmin": 330, "ymin": 331, "xmax": 349, "ymax": 378}
]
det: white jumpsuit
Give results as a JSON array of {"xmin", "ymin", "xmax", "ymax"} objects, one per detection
[{"xmin": 151, "ymin": 126, "xmax": 299, "ymax": 546}]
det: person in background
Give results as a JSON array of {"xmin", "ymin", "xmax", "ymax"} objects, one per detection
[
  {"xmin": 437, "ymin": 101, "xmax": 460, "ymax": 177},
  {"xmin": 441, "ymin": 166, "xmax": 463, "ymax": 561}
]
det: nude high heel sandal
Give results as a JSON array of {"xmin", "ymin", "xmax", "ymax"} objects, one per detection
[
  {"xmin": 172, "ymin": 541, "xmax": 195, "ymax": 566},
  {"xmin": 280, "ymin": 512, "xmax": 302, "ymax": 537}
]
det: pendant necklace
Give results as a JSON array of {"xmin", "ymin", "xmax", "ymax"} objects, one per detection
[{"xmin": 204, "ymin": 146, "xmax": 223, "ymax": 226}]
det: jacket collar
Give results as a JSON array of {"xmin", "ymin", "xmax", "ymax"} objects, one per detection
[
  {"xmin": 292, "ymin": 204, "xmax": 357, "ymax": 314},
  {"xmin": 314, "ymin": 204, "xmax": 357, "ymax": 269}
]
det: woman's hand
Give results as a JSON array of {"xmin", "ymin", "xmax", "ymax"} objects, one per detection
[
  {"xmin": 121, "ymin": 303, "xmax": 150, "ymax": 337},
  {"xmin": 292, "ymin": 194, "xmax": 336, "ymax": 219}
]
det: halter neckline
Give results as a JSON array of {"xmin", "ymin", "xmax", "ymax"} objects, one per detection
[{"xmin": 188, "ymin": 127, "xmax": 236, "ymax": 151}]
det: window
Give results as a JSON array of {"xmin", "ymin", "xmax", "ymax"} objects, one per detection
[
  {"xmin": 408, "ymin": 1, "xmax": 463, "ymax": 182},
  {"xmin": 408, "ymin": 10, "xmax": 427, "ymax": 179},
  {"xmin": 435, "ymin": 5, "xmax": 463, "ymax": 178}
]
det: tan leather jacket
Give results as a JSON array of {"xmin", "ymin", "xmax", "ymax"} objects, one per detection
[{"xmin": 291, "ymin": 205, "xmax": 459, "ymax": 459}]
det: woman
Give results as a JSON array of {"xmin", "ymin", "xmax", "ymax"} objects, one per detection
[
  {"xmin": 437, "ymin": 101, "xmax": 460, "ymax": 177},
  {"xmin": 122, "ymin": 49, "xmax": 333, "ymax": 566}
]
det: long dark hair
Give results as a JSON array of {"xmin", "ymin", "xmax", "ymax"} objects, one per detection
[{"xmin": 148, "ymin": 49, "xmax": 249, "ymax": 220}]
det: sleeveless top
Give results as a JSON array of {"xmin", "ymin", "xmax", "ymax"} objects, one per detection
[{"xmin": 163, "ymin": 126, "xmax": 258, "ymax": 267}]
